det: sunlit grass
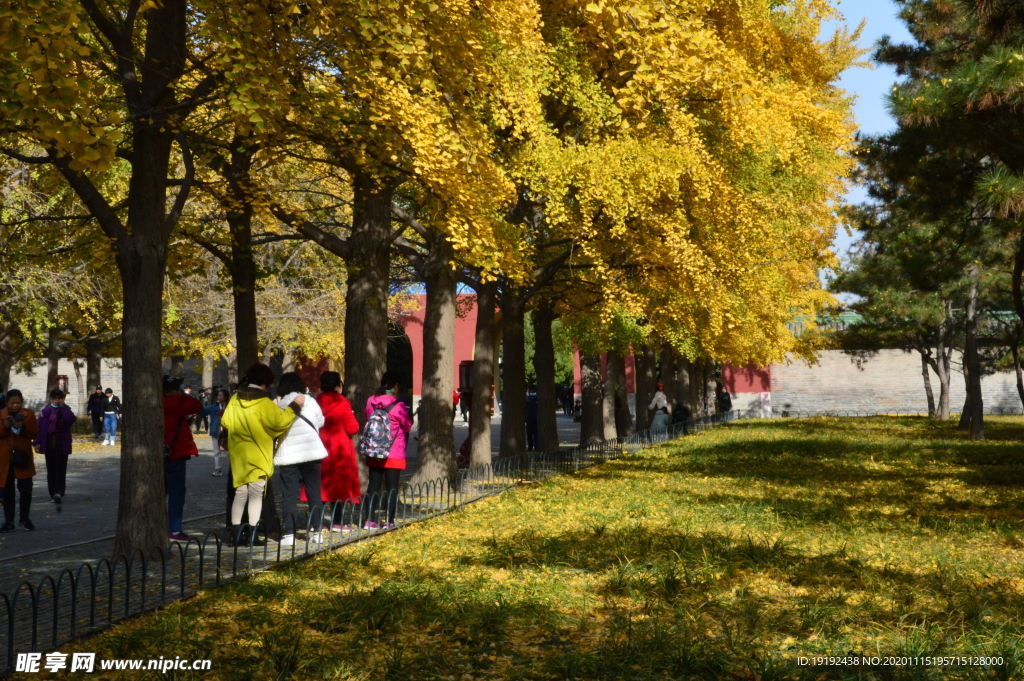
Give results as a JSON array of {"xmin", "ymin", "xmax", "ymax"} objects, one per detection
[{"xmin": 47, "ymin": 416, "xmax": 1024, "ymax": 680}]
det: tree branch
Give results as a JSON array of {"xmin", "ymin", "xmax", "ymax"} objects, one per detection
[{"xmin": 164, "ymin": 133, "xmax": 194, "ymax": 234}]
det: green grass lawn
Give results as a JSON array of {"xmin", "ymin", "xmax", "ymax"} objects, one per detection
[{"xmin": 50, "ymin": 417, "xmax": 1024, "ymax": 680}]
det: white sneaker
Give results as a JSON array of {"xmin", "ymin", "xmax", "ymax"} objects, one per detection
[
  {"xmin": 103, "ymin": 440, "xmax": 110, "ymax": 446},
  {"xmin": 211, "ymin": 468, "xmax": 223, "ymax": 477},
  {"xmin": 279, "ymin": 534, "xmax": 295, "ymax": 546}
]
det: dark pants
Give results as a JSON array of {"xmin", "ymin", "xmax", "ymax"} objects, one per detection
[
  {"xmin": 362, "ymin": 468, "xmax": 400, "ymax": 525},
  {"xmin": 44, "ymin": 445, "xmax": 68, "ymax": 498},
  {"xmin": 164, "ymin": 458, "xmax": 187, "ymax": 534},
  {"xmin": 91, "ymin": 414, "xmax": 103, "ymax": 437},
  {"xmin": 195, "ymin": 414, "xmax": 208, "ymax": 433},
  {"xmin": 526, "ymin": 423, "xmax": 538, "ymax": 452},
  {"xmin": 226, "ymin": 471, "xmax": 279, "ymax": 532},
  {"xmin": 278, "ymin": 460, "xmax": 323, "ymax": 535},
  {"xmin": 2, "ymin": 466, "xmax": 32, "ymax": 524}
]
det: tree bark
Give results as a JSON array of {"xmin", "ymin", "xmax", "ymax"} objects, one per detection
[
  {"xmin": 0, "ymin": 332, "xmax": 14, "ymax": 394},
  {"xmin": 226, "ymin": 352, "xmax": 239, "ymax": 385},
  {"xmin": 580, "ymin": 353, "xmax": 605, "ymax": 445},
  {"xmin": 410, "ymin": 237, "xmax": 458, "ymax": 485},
  {"xmin": 85, "ymin": 339, "xmax": 104, "ymax": 394},
  {"xmin": 170, "ymin": 355, "xmax": 185, "ymax": 377},
  {"xmin": 344, "ymin": 174, "xmax": 395, "ymax": 426},
  {"xmin": 46, "ymin": 326, "xmax": 61, "ymax": 392},
  {"xmin": 659, "ymin": 341, "xmax": 677, "ymax": 414},
  {"xmin": 920, "ymin": 351, "xmax": 936, "ymax": 417},
  {"xmin": 201, "ymin": 354, "xmax": 214, "ymax": 389},
  {"xmin": 961, "ymin": 271, "xmax": 984, "ymax": 439},
  {"xmin": 114, "ymin": 246, "xmax": 172, "ymax": 556},
  {"xmin": 1013, "ymin": 340, "xmax": 1024, "ymax": 411},
  {"xmin": 607, "ymin": 350, "xmax": 633, "ymax": 437},
  {"xmin": 226, "ymin": 143, "xmax": 260, "ymax": 373},
  {"xmin": 704, "ymin": 362, "xmax": 718, "ymax": 415},
  {"xmin": 689, "ymin": 360, "xmax": 705, "ymax": 417},
  {"xmin": 281, "ymin": 347, "xmax": 295, "ymax": 374},
  {"xmin": 72, "ymin": 358, "xmax": 86, "ymax": 417},
  {"xmin": 936, "ymin": 303, "xmax": 952, "ymax": 421},
  {"xmin": 532, "ymin": 304, "xmax": 559, "ymax": 452},
  {"xmin": 601, "ymin": 356, "xmax": 616, "ymax": 440},
  {"xmin": 635, "ymin": 344, "xmax": 656, "ymax": 431},
  {"xmin": 675, "ymin": 356, "xmax": 692, "ymax": 416},
  {"xmin": 470, "ymin": 282, "xmax": 496, "ymax": 467},
  {"xmin": 499, "ymin": 293, "xmax": 527, "ymax": 456}
]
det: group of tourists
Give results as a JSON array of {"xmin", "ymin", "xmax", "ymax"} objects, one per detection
[
  {"xmin": 163, "ymin": 363, "xmax": 411, "ymax": 545},
  {"xmin": 0, "ymin": 387, "xmax": 79, "ymax": 532},
  {"xmin": 0, "ymin": 363, "xmax": 414, "ymax": 541},
  {"xmin": 86, "ymin": 385, "xmax": 121, "ymax": 445}
]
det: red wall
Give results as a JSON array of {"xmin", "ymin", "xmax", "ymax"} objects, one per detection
[
  {"xmin": 572, "ymin": 348, "xmax": 637, "ymax": 396},
  {"xmin": 723, "ymin": 364, "xmax": 771, "ymax": 393},
  {"xmin": 396, "ymin": 294, "xmax": 479, "ymax": 397}
]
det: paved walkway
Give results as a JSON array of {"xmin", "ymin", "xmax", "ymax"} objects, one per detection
[
  {"xmin": 0, "ymin": 412, "xmax": 584, "ymax": 672},
  {"xmin": 0, "ymin": 413, "xmax": 582, "ymax": 563}
]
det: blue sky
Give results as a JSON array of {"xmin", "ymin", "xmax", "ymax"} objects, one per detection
[{"xmin": 822, "ymin": 0, "xmax": 914, "ymax": 259}]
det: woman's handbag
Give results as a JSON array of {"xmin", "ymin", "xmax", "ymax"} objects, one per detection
[{"xmin": 8, "ymin": 432, "xmax": 30, "ymax": 470}]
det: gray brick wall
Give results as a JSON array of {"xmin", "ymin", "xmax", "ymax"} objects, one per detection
[
  {"xmin": 770, "ymin": 349, "xmax": 1023, "ymax": 414},
  {"xmin": 5, "ymin": 357, "xmax": 233, "ymax": 414}
]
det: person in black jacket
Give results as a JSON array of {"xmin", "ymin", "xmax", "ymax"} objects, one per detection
[
  {"xmin": 87, "ymin": 386, "xmax": 106, "ymax": 439},
  {"xmin": 102, "ymin": 388, "xmax": 121, "ymax": 446}
]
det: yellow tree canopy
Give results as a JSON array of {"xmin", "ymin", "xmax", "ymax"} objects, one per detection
[{"xmin": 529, "ymin": 0, "xmax": 858, "ymax": 365}]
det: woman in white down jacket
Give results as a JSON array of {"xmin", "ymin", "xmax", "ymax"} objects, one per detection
[{"xmin": 275, "ymin": 372, "xmax": 328, "ymax": 546}]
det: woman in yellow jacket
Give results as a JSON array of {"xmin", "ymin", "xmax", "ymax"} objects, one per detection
[{"xmin": 221, "ymin": 363, "xmax": 305, "ymax": 545}]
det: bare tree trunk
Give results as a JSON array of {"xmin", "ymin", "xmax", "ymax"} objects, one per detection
[
  {"xmin": 499, "ymin": 293, "xmax": 527, "ymax": 456},
  {"xmin": 0, "ymin": 345, "xmax": 12, "ymax": 394},
  {"xmin": 704, "ymin": 362, "xmax": 718, "ymax": 415},
  {"xmin": 601, "ymin": 356, "xmax": 616, "ymax": 440},
  {"xmin": 85, "ymin": 339, "xmax": 104, "ymax": 394},
  {"xmin": 958, "ymin": 382, "xmax": 972, "ymax": 430},
  {"xmin": 343, "ymin": 177, "xmax": 395, "ymax": 491},
  {"xmin": 0, "ymin": 324, "xmax": 21, "ymax": 392},
  {"xmin": 607, "ymin": 350, "xmax": 633, "ymax": 437},
  {"xmin": 281, "ymin": 347, "xmax": 295, "ymax": 374},
  {"xmin": 226, "ymin": 352, "xmax": 239, "ymax": 385},
  {"xmin": 1014, "ymin": 337, "xmax": 1024, "ymax": 411},
  {"xmin": 201, "ymin": 354, "xmax": 214, "ymax": 389},
  {"xmin": 170, "ymin": 355, "xmax": 185, "ymax": 377},
  {"xmin": 675, "ymin": 356, "xmax": 691, "ymax": 417},
  {"xmin": 410, "ymin": 237, "xmax": 458, "ymax": 485},
  {"xmin": 72, "ymin": 358, "xmax": 86, "ymax": 416},
  {"xmin": 920, "ymin": 351, "xmax": 936, "ymax": 417},
  {"xmin": 533, "ymin": 304, "xmax": 559, "ymax": 452},
  {"xmin": 689, "ymin": 360, "xmax": 705, "ymax": 417},
  {"xmin": 659, "ymin": 341, "xmax": 677, "ymax": 415},
  {"xmin": 470, "ymin": 282, "xmax": 496, "ymax": 467},
  {"xmin": 961, "ymin": 271, "xmax": 984, "ymax": 439},
  {"xmin": 224, "ymin": 140, "xmax": 260, "ymax": 373},
  {"xmin": 46, "ymin": 326, "xmax": 61, "ymax": 393},
  {"xmin": 580, "ymin": 353, "xmax": 604, "ymax": 445},
  {"xmin": 936, "ymin": 305, "xmax": 952, "ymax": 420},
  {"xmin": 635, "ymin": 344, "xmax": 656, "ymax": 431}
]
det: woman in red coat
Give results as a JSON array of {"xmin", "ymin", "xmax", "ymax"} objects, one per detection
[{"xmin": 311, "ymin": 371, "xmax": 361, "ymax": 528}]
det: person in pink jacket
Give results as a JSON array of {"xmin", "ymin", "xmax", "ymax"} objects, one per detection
[{"xmin": 361, "ymin": 370, "xmax": 412, "ymax": 529}]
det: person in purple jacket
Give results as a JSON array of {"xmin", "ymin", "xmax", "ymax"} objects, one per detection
[
  {"xmin": 361, "ymin": 371, "xmax": 412, "ymax": 529},
  {"xmin": 34, "ymin": 389, "xmax": 77, "ymax": 505}
]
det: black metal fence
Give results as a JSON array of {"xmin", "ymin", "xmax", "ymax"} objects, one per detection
[{"xmin": 0, "ymin": 409, "xmax": 745, "ymax": 676}]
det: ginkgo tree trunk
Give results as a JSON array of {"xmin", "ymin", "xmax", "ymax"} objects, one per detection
[{"xmin": 0, "ymin": 0, "xmax": 317, "ymax": 554}]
